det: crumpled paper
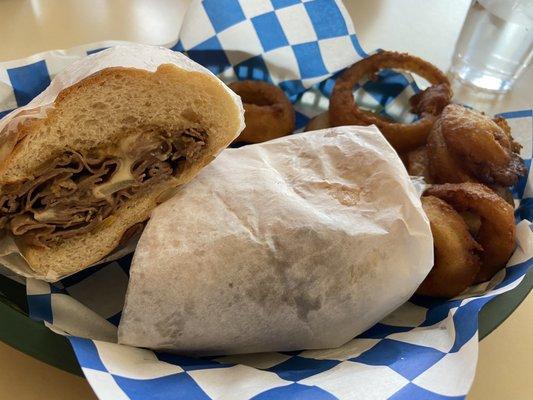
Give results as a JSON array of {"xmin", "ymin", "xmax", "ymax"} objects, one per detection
[
  {"xmin": 118, "ymin": 126, "xmax": 434, "ymax": 355},
  {"xmin": 0, "ymin": 43, "xmax": 243, "ymax": 282}
]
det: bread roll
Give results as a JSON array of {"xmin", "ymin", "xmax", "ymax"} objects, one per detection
[{"xmin": 0, "ymin": 44, "xmax": 244, "ymax": 279}]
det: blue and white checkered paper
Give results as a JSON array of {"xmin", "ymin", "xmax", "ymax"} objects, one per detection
[{"xmin": 1, "ymin": 1, "xmax": 532, "ymax": 399}]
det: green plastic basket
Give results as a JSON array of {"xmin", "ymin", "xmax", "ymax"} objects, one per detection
[{"xmin": 0, "ymin": 270, "xmax": 531, "ymax": 377}]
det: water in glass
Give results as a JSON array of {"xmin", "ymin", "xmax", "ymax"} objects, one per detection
[{"xmin": 450, "ymin": 0, "xmax": 533, "ymax": 92}]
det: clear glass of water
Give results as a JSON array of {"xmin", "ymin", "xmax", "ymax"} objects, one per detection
[{"xmin": 450, "ymin": 0, "xmax": 533, "ymax": 92}]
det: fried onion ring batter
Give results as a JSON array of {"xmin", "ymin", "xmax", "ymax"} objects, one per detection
[
  {"xmin": 329, "ymin": 51, "xmax": 451, "ymax": 152},
  {"xmin": 425, "ymin": 183, "xmax": 516, "ymax": 283},
  {"xmin": 427, "ymin": 116, "xmax": 476, "ymax": 183},
  {"xmin": 304, "ymin": 112, "xmax": 331, "ymax": 132},
  {"xmin": 440, "ymin": 105, "xmax": 526, "ymax": 186},
  {"xmin": 416, "ymin": 196, "xmax": 481, "ymax": 298},
  {"xmin": 406, "ymin": 146, "xmax": 432, "ymax": 182},
  {"xmin": 493, "ymin": 116, "xmax": 522, "ymax": 154},
  {"xmin": 229, "ymin": 80, "xmax": 295, "ymax": 144}
]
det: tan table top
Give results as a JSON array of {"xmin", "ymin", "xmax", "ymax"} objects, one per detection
[{"xmin": 0, "ymin": 1, "xmax": 531, "ymax": 399}]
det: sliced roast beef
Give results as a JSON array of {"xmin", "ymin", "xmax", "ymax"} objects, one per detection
[{"xmin": 0, "ymin": 128, "xmax": 208, "ymax": 247}]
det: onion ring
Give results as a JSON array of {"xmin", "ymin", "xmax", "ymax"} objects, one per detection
[
  {"xmin": 459, "ymin": 211, "xmax": 482, "ymax": 237},
  {"xmin": 440, "ymin": 105, "xmax": 526, "ymax": 186},
  {"xmin": 229, "ymin": 80, "xmax": 295, "ymax": 143},
  {"xmin": 427, "ymin": 116, "xmax": 476, "ymax": 183},
  {"xmin": 304, "ymin": 112, "xmax": 331, "ymax": 132},
  {"xmin": 416, "ymin": 196, "xmax": 481, "ymax": 298},
  {"xmin": 406, "ymin": 146, "xmax": 432, "ymax": 182},
  {"xmin": 488, "ymin": 185, "xmax": 515, "ymax": 206},
  {"xmin": 493, "ymin": 116, "xmax": 522, "ymax": 154},
  {"xmin": 425, "ymin": 183, "xmax": 516, "ymax": 283},
  {"xmin": 329, "ymin": 51, "xmax": 451, "ymax": 152}
]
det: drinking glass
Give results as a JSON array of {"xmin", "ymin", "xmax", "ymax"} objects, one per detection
[{"xmin": 450, "ymin": 0, "xmax": 533, "ymax": 92}]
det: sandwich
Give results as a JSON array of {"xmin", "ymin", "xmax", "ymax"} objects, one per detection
[
  {"xmin": 118, "ymin": 126, "xmax": 433, "ymax": 355},
  {"xmin": 0, "ymin": 44, "xmax": 244, "ymax": 280}
]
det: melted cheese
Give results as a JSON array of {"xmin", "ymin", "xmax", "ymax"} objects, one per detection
[
  {"xmin": 92, "ymin": 158, "xmax": 136, "ymax": 199},
  {"xmin": 33, "ymin": 208, "xmax": 59, "ymax": 222},
  {"xmin": 91, "ymin": 132, "xmax": 153, "ymax": 199}
]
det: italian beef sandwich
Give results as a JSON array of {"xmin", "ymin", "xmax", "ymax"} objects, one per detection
[{"xmin": 0, "ymin": 44, "xmax": 244, "ymax": 280}]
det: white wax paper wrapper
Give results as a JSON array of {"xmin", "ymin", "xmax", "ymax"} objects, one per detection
[
  {"xmin": 118, "ymin": 126, "xmax": 433, "ymax": 355},
  {"xmin": 0, "ymin": 43, "xmax": 242, "ymax": 282},
  {"xmin": 1, "ymin": 0, "xmax": 532, "ymax": 399}
]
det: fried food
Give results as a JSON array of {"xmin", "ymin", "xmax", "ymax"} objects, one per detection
[
  {"xmin": 425, "ymin": 183, "xmax": 516, "ymax": 283},
  {"xmin": 426, "ymin": 107, "xmax": 524, "ymax": 203},
  {"xmin": 416, "ymin": 196, "xmax": 481, "ymax": 298},
  {"xmin": 440, "ymin": 105, "xmax": 526, "ymax": 187},
  {"xmin": 427, "ymin": 116, "xmax": 476, "ymax": 183},
  {"xmin": 229, "ymin": 80, "xmax": 295, "ymax": 143},
  {"xmin": 329, "ymin": 51, "xmax": 452, "ymax": 152},
  {"xmin": 406, "ymin": 146, "xmax": 432, "ymax": 182},
  {"xmin": 488, "ymin": 185, "xmax": 515, "ymax": 206},
  {"xmin": 493, "ymin": 116, "xmax": 522, "ymax": 154},
  {"xmin": 304, "ymin": 111, "xmax": 331, "ymax": 132},
  {"xmin": 410, "ymin": 83, "xmax": 452, "ymax": 117},
  {"xmin": 458, "ymin": 211, "xmax": 482, "ymax": 237}
]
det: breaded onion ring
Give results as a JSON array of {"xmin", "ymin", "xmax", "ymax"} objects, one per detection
[
  {"xmin": 304, "ymin": 112, "xmax": 331, "ymax": 132},
  {"xmin": 440, "ymin": 105, "xmax": 526, "ymax": 187},
  {"xmin": 416, "ymin": 196, "xmax": 481, "ymax": 298},
  {"xmin": 493, "ymin": 117, "xmax": 522, "ymax": 154},
  {"xmin": 489, "ymin": 185, "xmax": 515, "ymax": 206},
  {"xmin": 329, "ymin": 51, "xmax": 451, "ymax": 152},
  {"xmin": 459, "ymin": 211, "xmax": 482, "ymax": 237},
  {"xmin": 427, "ymin": 108, "xmax": 524, "ymax": 203},
  {"xmin": 427, "ymin": 117, "xmax": 476, "ymax": 183},
  {"xmin": 229, "ymin": 80, "xmax": 295, "ymax": 144},
  {"xmin": 425, "ymin": 183, "xmax": 516, "ymax": 283},
  {"xmin": 406, "ymin": 146, "xmax": 432, "ymax": 182}
]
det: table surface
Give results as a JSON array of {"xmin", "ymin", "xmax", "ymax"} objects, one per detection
[{"xmin": 0, "ymin": 1, "xmax": 531, "ymax": 399}]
